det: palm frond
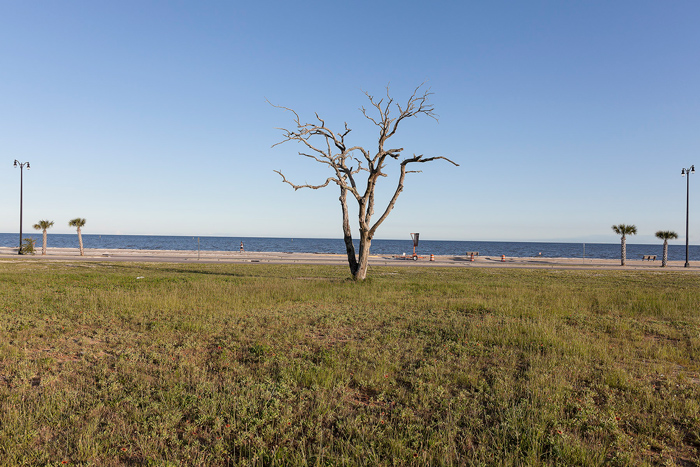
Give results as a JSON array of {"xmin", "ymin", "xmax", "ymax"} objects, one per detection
[
  {"xmin": 68, "ymin": 218, "xmax": 86, "ymax": 228},
  {"xmin": 612, "ymin": 224, "xmax": 637, "ymax": 237},
  {"xmin": 33, "ymin": 220, "xmax": 54, "ymax": 230},
  {"xmin": 655, "ymin": 230, "xmax": 678, "ymax": 240}
]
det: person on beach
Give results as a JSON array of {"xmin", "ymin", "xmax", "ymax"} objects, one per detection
[{"xmin": 240, "ymin": 241, "xmax": 244, "ymax": 252}]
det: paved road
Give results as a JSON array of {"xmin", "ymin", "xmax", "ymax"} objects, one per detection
[{"xmin": 1, "ymin": 248, "xmax": 697, "ymax": 272}]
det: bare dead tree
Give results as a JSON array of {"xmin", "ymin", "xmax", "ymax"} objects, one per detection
[{"xmin": 272, "ymin": 84, "xmax": 458, "ymax": 280}]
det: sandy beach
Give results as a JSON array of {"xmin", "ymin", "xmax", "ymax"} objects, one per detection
[{"xmin": 0, "ymin": 247, "xmax": 697, "ymax": 271}]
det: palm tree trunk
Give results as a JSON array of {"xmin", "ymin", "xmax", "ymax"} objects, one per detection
[
  {"xmin": 78, "ymin": 228, "xmax": 84, "ymax": 256},
  {"xmin": 42, "ymin": 229, "xmax": 47, "ymax": 255},
  {"xmin": 662, "ymin": 240, "xmax": 668, "ymax": 267},
  {"xmin": 621, "ymin": 236, "xmax": 627, "ymax": 266}
]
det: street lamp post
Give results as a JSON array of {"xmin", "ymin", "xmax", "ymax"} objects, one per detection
[
  {"xmin": 14, "ymin": 160, "xmax": 30, "ymax": 255},
  {"xmin": 681, "ymin": 165, "xmax": 695, "ymax": 267}
]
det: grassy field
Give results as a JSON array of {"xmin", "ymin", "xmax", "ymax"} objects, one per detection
[{"xmin": 0, "ymin": 261, "xmax": 698, "ymax": 466}]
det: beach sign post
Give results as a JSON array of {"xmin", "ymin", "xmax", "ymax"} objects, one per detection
[{"xmin": 410, "ymin": 233, "xmax": 419, "ymax": 260}]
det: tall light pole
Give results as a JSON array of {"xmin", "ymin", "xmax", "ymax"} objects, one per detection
[
  {"xmin": 14, "ymin": 160, "xmax": 30, "ymax": 255},
  {"xmin": 681, "ymin": 165, "xmax": 695, "ymax": 267}
]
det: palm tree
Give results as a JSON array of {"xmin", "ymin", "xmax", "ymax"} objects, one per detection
[
  {"xmin": 655, "ymin": 230, "xmax": 678, "ymax": 267},
  {"xmin": 32, "ymin": 220, "xmax": 54, "ymax": 256},
  {"xmin": 612, "ymin": 224, "xmax": 637, "ymax": 266},
  {"xmin": 68, "ymin": 218, "xmax": 86, "ymax": 256}
]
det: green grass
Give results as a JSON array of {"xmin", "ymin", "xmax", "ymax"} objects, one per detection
[{"xmin": 0, "ymin": 261, "xmax": 698, "ymax": 466}]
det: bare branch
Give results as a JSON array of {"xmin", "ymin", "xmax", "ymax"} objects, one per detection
[
  {"xmin": 274, "ymin": 170, "xmax": 335, "ymax": 191},
  {"xmin": 385, "ymin": 148, "xmax": 403, "ymax": 159},
  {"xmin": 369, "ymin": 163, "xmax": 408, "ymax": 238},
  {"xmin": 369, "ymin": 154, "xmax": 458, "ymax": 236},
  {"xmin": 401, "ymin": 154, "xmax": 459, "ymax": 167},
  {"xmin": 298, "ymin": 151, "xmax": 333, "ymax": 166},
  {"xmin": 266, "ymin": 99, "xmax": 302, "ymax": 125},
  {"xmin": 385, "ymin": 84, "xmax": 437, "ymax": 140},
  {"xmin": 359, "ymin": 105, "xmax": 381, "ymax": 127}
]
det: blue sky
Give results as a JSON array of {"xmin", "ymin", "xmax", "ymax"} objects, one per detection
[{"xmin": 1, "ymin": 1, "xmax": 698, "ymax": 244}]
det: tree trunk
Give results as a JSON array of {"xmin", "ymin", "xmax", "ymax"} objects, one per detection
[
  {"xmin": 353, "ymin": 231, "xmax": 372, "ymax": 281},
  {"xmin": 78, "ymin": 228, "xmax": 84, "ymax": 256},
  {"xmin": 339, "ymin": 189, "xmax": 359, "ymax": 276},
  {"xmin": 620, "ymin": 236, "xmax": 626, "ymax": 266},
  {"xmin": 662, "ymin": 240, "xmax": 668, "ymax": 267},
  {"xmin": 42, "ymin": 229, "xmax": 47, "ymax": 255}
]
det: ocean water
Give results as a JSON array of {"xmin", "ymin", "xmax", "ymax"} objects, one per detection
[{"xmin": 1, "ymin": 233, "xmax": 698, "ymax": 262}]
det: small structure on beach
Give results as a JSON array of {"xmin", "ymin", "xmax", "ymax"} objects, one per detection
[
  {"xmin": 410, "ymin": 233, "xmax": 419, "ymax": 259},
  {"xmin": 395, "ymin": 233, "xmax": 423, "ymax": 260}
]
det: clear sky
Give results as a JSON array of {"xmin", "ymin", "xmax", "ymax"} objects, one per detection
[{"xmin": 1, "ymin": 1, "xmax": 698, "ymax": 244}]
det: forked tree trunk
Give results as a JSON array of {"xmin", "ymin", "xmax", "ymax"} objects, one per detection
[
  {"xmin": 620, "ymin": 236, "xmax": 627, "ymax": 266},
  {"xmin": 42, "ymin": 229, "xmax": 47, "ymax": 255},
  {"xmin": 78, "ymin": 228, "xmax": 84, "ymax": 256},
  {"xmin": 340, "ymin": 188, "xmax": 372, "ymax": 281},
  {"xmin": 662, "ymin": 240, "xmax": 669, "ymax": 267}
]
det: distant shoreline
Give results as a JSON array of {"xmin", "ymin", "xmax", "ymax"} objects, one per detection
[{"xmin": 0, "ymin": 247, "xmax": 697, "ymax": 271}]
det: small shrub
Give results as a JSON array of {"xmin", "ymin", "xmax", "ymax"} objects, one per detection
[{"xmin": 20, "ymin": 238, "xmax": 35, "ymax": 255}]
